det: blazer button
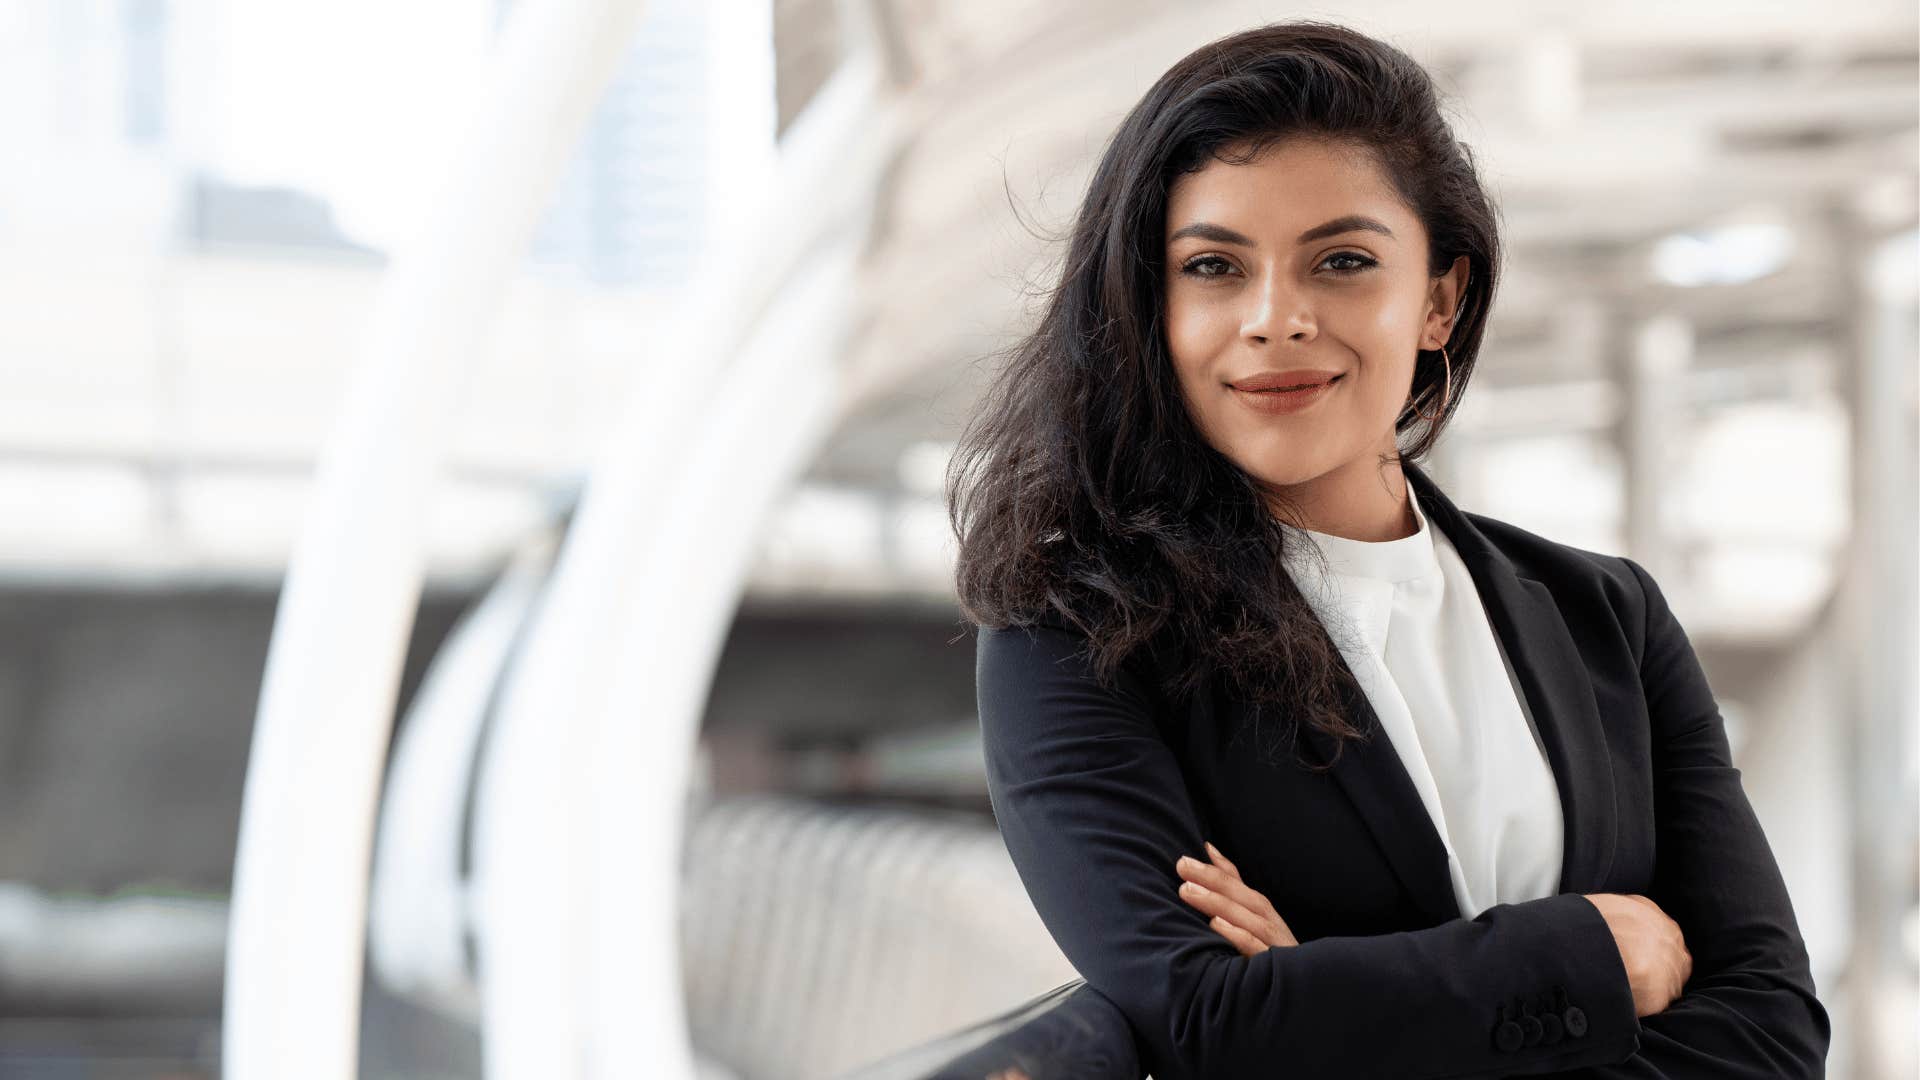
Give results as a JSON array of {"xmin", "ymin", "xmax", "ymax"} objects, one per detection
[
  {"xmin": 1492, "ymin": 1019, "xmax": 1524, "ymax": 1053},
  {"xmin": 1520, "ymin": 1013, "xmax": 1544, "ymax": 1046},
  {"xmin": 1539, "ymin": 1010, "xmax": 1565, "ymax": 1044},
  {"xmin": 1563, "ymin": 1005, "xmax": 1589, "ymax": 1037}
]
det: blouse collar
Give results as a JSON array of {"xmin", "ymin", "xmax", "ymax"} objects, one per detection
[{"xmin": 1284, "ymin": 478, "xmax": 1441, "ymax": 585}]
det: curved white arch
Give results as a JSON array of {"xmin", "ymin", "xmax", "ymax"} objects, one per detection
[
  {"xmin": 221, "ymin": 3, "xmax": 650, "ymax": 1077},
  {"xmin": 366, "ymin": 531, "xmax": 555, "ymax": 1016},
  {"xmin": 470, "ymin": 34, "xmax": 904, "ymax": 1078}
]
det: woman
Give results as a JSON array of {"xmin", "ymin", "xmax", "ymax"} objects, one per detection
[{"xmin": 946, "ymin": 20, "xmax": 1828, "ymax": 1080}]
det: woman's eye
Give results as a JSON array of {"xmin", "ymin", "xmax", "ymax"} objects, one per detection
[
  {"xmin": 1180, "ymin": 255, "xmax": 1235, "ymax": 278},
  {"xmin": 1322, "ymin": 251, "xmax": 1377, "ymax": 274}
]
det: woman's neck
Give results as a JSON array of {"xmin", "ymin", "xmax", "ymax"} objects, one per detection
[{"xmin": 1267, "ymin": 456, "xmax": 1418, "ymax": 542}]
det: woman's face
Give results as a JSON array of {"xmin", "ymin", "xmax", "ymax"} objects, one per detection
[{"xmin": 1162, "ymin": 135, "xmax": 1468, "ymax": 493}]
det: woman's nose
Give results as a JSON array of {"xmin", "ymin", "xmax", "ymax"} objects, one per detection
[{"xmin": 1241, "ymin": 273, "xmax": 1313, "ymax": 343}]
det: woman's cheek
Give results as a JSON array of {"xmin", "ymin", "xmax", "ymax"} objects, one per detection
[
  {"xmin": 1165, "ymin": 321, "xmax": 1213, "ymax": 407},
  {"xmin": 1163, "ymin": 303, "xmax": 1203, "ymax": 367},
  {"xmin": 1166, "ymin": 306, "xmax": 1234, "ymax": 384}
]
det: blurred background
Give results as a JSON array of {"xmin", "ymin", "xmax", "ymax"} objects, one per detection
[{"xmin": 0, "ymin": 0, "xmax": 1913, "ymax": 1077}]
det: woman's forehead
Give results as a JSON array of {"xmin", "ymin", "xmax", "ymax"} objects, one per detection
[{"xmin": 1164, "ymin": 148, "xmax": 1409, "ymax": 242}]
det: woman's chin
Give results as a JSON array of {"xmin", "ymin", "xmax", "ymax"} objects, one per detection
[
  {"xmin": 1218, "ymin": 435, "xmax": 1330, "ymax": 484},
  {"xmin": 1239, "ymin": 459, "xmax": 1329, "ymax": 493}
]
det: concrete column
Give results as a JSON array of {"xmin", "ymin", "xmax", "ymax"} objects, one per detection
[
  {"xmin": 1619, "ymin": 312, "xmax": 1693, "ymax": 581},
  {"xmin": 1829, "ymin": 203, "xmax": 1918, "ymax": 1080}
]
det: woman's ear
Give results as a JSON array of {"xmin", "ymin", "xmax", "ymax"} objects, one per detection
[{"xmin": 1425, "ymin": 255, "xmax": 1470, "ymax": 348}]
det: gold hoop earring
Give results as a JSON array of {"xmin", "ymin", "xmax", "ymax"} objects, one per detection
[{"xmin": 1405, "ymin": 345, "xmax": 1453, "ymax": 425}]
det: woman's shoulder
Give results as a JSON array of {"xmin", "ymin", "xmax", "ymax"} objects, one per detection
[
  {"xmin": 1458, "ymin": 507, "xmax": 1641, "ymax": 591},
  {"xmin": 972, "ymin": 607, "xmax": 1124, "ymax": 675},
  {"xmin": 972, "ymin": 606, "xmax": 1176, "ymax": 707},
  {"xmin": 1452, "ymin": 506, "xmax": 1654, "ymax": 650}
]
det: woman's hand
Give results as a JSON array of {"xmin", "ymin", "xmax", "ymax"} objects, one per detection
[
  {"xmin": 1582, "ymin": 892, "xmax": 1692, "ymax": 1017},
  {"xmin": 1175, "ymin": 841, "xmax": 1299, "ymax": 956}
]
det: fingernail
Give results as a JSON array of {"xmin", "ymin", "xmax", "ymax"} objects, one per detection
[
  {"xmin": 1177, "ymin": 855, "xmax": 1197, "ymax": 870},
  {"xmin": 1205, "ymin": 841, "xmax": 1222, "ymax": 857},
  {"xmin": 1182, "ymin": 881, "xmax": 1206, "ymax": 895}
]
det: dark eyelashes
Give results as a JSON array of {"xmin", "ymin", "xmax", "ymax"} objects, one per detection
[
  {"xmin": 1177, "ymin": 252, "xmax": 1378, "ymax": 277},
  {"xmin": 1179, "ymin": 255, "xmax": 1235, "ymax": 277}
]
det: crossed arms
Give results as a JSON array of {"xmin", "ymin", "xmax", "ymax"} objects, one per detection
[{"xmin": 974, "ymin": 558, "xmax": 1826, "ymax": 1080}]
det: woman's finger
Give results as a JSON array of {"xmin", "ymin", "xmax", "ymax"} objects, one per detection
[
  {"xmin": 1177, "ymin": 856, "xmax": 1274, "ymax": 923},
  {"xmin": 1204, "ymin": 840, "xmax": 1241, "ymax": 879},
  {"xmin": 1206, "ymin": 914, "xmax": 1269, "ymax": 957},
  {"xmin": 1178, "ymin": 878, "xmax": 1267, "ymax": 938},
  {"xmin": 1177, "ymin": 855, "xmax": 1300, "ymax": 948}
]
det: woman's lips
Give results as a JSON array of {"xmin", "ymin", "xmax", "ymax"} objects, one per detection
[{"xmin": 1232, "ymin": 373, "xmax": 1342, "ymax": 415}]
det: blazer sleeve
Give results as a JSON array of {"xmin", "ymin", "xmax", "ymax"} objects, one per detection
[
  {"xmin": 1528, "ymin": 558, "xmax": 1831, "ymax": 1078},
  {"xmin": 976, "ymin": 617, "xmax": 1644, "ymax": 1080}
]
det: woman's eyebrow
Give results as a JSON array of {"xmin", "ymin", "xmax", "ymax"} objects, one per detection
[
  {"xmin": 1297, "ymin": 214, "xmax": 1395, "ymax": 243},
  {"xmin": 1167, "ymin": 221, "xmax": 1256, "ymax": 247},
  {"xmin": 1167, "ymin": 214, "xmax": 1396, "ymax": 247}
]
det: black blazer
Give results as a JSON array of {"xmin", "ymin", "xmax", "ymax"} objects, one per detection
[{"xmin": 974, "ymin": 459, "xmax": 1829, "ymax": 1080}]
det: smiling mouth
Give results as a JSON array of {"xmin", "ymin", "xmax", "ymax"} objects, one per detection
[
  {"xmin": 1229, "ymin": 373, "xmax": 1344, "ymax": 416},
  {"xmin": 1244, "ymin": 374, "xmax": 1343, "ymax": 392}
]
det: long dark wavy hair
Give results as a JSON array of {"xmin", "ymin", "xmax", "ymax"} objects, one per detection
[{"xmin": 945, "ymin": 20, "xmax": 1503, "ymax": 770}]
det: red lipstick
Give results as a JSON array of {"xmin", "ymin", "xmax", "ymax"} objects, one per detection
[{"xmin": 1228, "ymin": 369, "xmax": 1344, "ymax": 415}]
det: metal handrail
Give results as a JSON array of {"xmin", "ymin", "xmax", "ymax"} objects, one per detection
[{"xmin": 837, "ymin": 977, "xmax": 1146, "ymax": 1080}]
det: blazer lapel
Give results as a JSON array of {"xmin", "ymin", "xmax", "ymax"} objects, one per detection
[
  {"xmin": 1294, "ymin": 461, "xmax": 1619, "ymax": 926},
  {"xmin": 1402, "ymin": 460, "xmax": 1619, "ymax": 898},
  {"xmin": 1298, "ymin": 670, "xmax": 1462, "ymax": 926}
]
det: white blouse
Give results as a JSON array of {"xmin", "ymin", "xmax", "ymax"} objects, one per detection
[{"xmin": 1278, "ymin": 481, "xmax": 1564, "ymax": 920}]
